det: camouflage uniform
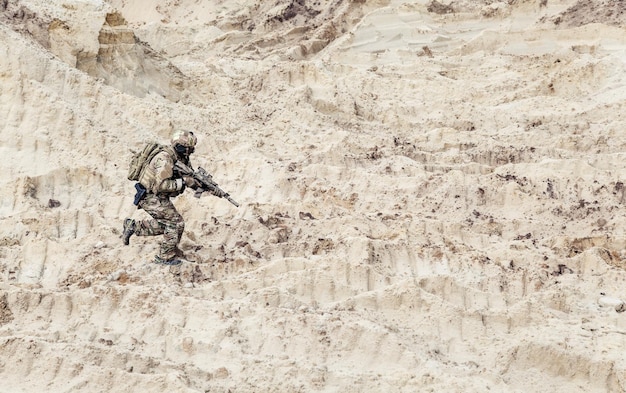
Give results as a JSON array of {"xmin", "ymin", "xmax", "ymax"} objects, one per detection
[
  {"xmin": 134, "ymin": 145, "xmax": 186, "ymax": 261},
  {"xmin": 124, "ymin": 131, "xmax": 198, "ymax": 264}
]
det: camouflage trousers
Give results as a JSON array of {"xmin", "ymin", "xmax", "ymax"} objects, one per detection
[{"xmin": 135, "ymin": 194, "xmax": 184, "ymax": 261}]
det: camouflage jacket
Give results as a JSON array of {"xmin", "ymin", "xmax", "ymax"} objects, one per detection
[{"xmin": 138, "ymin": 145, "xmax": 188, "ymax": 196}]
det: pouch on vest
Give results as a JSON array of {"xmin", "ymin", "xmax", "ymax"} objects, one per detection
[{"xmin": 133, "ymin": 182, "xmax": 147, "ymax": 206}]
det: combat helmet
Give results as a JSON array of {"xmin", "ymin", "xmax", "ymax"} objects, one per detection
[{"xmin": 171, "ymin": 129, "xmax": 197, "ymax": 156}]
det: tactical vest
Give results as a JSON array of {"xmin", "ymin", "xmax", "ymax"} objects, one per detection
[{"xmin": 138, "ymin": 146, "xmax": 178, "ymax": 194}]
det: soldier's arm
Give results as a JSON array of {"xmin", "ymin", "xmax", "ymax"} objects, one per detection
[{"xmin": 153, "ymin": 153, "xmax": 184, "ymax": 193}]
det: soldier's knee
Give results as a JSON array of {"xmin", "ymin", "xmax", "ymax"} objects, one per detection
[
  {"xmin": 172, "ymin": 212, "xmax": 184, "ymax": 224},
  {"xmin": 175, "ymin": 220, "xmax": 185, "ymax": 236}
]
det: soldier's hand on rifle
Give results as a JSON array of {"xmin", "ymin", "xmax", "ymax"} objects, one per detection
[{"xmin": 183, "ymin": 175, "xmax": 199, "ymax": 189}]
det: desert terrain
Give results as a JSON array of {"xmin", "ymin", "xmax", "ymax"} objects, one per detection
[{"xmin": 1, "ymin": 0, "xmax": 626, "ymax": 392}]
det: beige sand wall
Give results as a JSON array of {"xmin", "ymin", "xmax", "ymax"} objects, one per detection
[{"xmin": 1, "ymin": 0, "xmax": 626, "ymax": 392}]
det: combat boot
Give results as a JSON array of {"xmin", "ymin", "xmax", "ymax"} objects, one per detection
[
  {"xmin": 154, "ymin": 255, "xmax": 183, "ymax": 266},
  {"xmin": 122, "ymin": 218, "xmax": 136, "ymax": 245}
]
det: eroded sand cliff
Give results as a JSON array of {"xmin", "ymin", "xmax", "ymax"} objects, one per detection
[{"xmin": 1, "ymin": 0, "xmax": 626, "ymax": 392}]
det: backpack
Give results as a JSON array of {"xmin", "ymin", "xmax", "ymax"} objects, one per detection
[{"xmin": 127, "ymin": 142, "xmax": 165, "ymax": 181}]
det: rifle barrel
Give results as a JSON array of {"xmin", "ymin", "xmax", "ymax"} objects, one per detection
[{"xmin": 227, "ymin": 196, "xmax": 240, "ymax": 207}]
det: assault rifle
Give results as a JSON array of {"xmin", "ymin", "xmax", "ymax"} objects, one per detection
[{"xmin": 174, "ymin": 161, "xmax": 239, "ymax": 207}]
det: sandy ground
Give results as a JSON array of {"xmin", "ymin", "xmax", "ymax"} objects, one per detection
[{"xmin": 2, "ymin": 0, "xmax": 626, "ymax": 392}]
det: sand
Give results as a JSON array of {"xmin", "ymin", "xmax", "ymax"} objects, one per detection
[{"xmin": 1, "ymin": 0, "xmax": 626, "ymax": 391}]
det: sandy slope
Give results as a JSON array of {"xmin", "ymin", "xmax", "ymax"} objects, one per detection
[{"xmin": 2, "ymin": 0, "xmax": 626, "ymax": 392}]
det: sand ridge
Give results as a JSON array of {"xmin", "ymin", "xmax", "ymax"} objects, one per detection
[{"xmin": 1, "ymin": 0, "xmax": 626, "ymax": 392}]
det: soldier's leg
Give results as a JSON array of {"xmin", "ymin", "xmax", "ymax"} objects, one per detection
[
  {"xmin": 134, "ymin": 195, "xmax": 167, "ymax": 237},
  {"xmin": 135, "ymin": 195, "xmax": 184, "ymax": 261},
  {"xmin": 158, "ymin": 200, "xmax": 185, "ymax": 261},
  {"xmin": 123, "ymin": 196, "xmax": 162, "ymax": 245}
]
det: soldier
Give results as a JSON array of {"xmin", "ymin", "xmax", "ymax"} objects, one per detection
[{"xmin": 122, "ymin": 130, "xmax": 200, "ymax": 266}]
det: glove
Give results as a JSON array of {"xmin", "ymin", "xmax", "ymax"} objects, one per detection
[{"xmin": 183, "ymin": 176, "xmax": 199, "ymax": 188}]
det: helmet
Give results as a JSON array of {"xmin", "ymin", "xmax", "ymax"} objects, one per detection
[
  {"xmin": 171, "ymin": 130, "xmax": 197, "ymax": 155},
  {"xmin": 171, "ymin": 130, "xmax": 197, "ymax": 148}
]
